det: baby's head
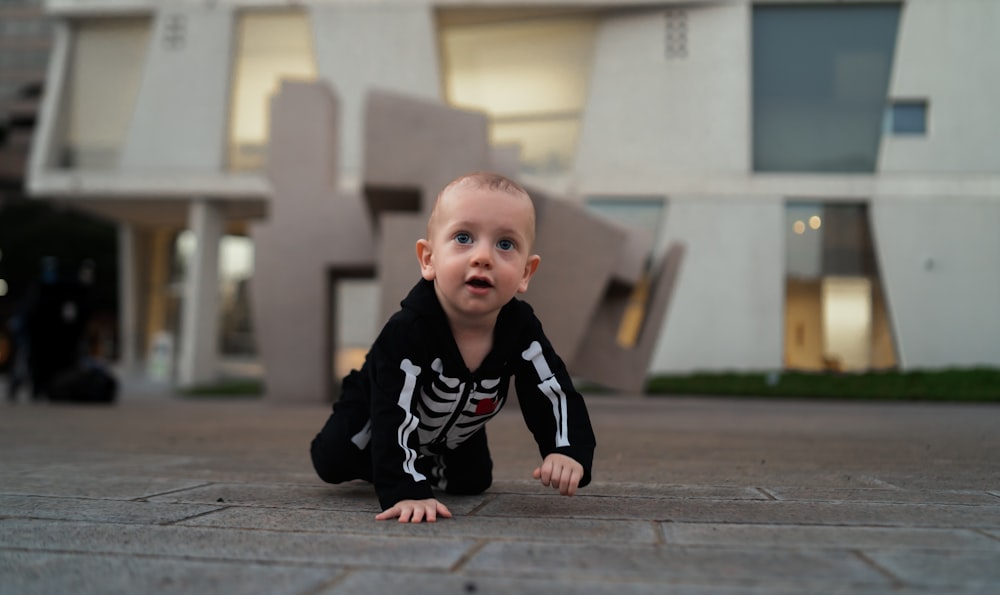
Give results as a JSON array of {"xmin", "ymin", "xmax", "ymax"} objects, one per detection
[
  {"xmin": 426, "ymin": 172, "xmax": 535, "ymax": 246},
  {"xmin": 417, "ymin": 172, "xmax": 541, "ymax": 321}
]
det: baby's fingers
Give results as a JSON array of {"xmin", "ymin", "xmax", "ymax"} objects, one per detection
[
  {"xmin": 562, "ymin": 466, "xmax": 583, "ymax": 496},
  {"xmin": 375, "ymin": 506, "xmax": 401, "ymax": 521}
]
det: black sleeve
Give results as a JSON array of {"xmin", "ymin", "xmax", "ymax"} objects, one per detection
[
  {"xmin": 513, "ymin": 318, "xmax": 596, "ymax": 488},
  {"xmin": 367, "ymin": 325, "xmax": 434, "ymax": 510}
]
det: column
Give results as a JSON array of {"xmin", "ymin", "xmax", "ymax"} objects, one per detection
[
  {"xmin": 116, "ymin": 223, "xmax": 139, "ymax": 374},
  {"xmin": 177, "ymin": 199, "xmax": 222, "ymax": 387}
]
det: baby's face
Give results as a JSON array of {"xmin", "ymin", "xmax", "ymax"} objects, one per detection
[{"xmin": 418, "ymin": 185, "xmax": 539, "ymax": 324}]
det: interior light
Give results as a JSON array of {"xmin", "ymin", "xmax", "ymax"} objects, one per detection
[
  {"xmin": 809, "ymin": 215, "xmax": 822, "ymax": 230},
  {"xmin": 793, "ymin": 220, "xmax": 806, "ymax": 234},
  {"xmin": 0, "ymin": 279, "xmax": 8, "ymax": 297}
]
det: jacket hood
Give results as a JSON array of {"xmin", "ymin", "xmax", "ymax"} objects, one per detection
[{"xmin": 400, "ymin": 279, "xmax": 448, "ymax": 320}]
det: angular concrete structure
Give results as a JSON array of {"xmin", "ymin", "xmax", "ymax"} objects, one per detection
[{"xmin": 250, "ymin": 81, "xmax": 375, "ymax": 402}]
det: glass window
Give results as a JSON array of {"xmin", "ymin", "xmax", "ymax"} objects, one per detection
[
  {"xmin": 884, "ymin": 100, "xmax": 927, "ymax": 135},
  {"xmin": 753, "ymin": 5, "xmax": 901, "ymax": 172},
  {"xmin": 439, "ymin": 15, "xmax": 597, "ymax": 175},
  {"xmin": 227, "ymin": 10, "xmax": 317, "ymax": 171},
  {"xmin": 62, "ymin": 18, "xmax": 151, "ymax": 169}
]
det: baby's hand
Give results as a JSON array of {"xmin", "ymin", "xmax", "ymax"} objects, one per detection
[
  {"xmin": 375, "ymin": 498, "xmax": 452, "ymax": 523},
  {"xmin": 533, "ymin": 453, "xmax": 584, "ymax": 496}
]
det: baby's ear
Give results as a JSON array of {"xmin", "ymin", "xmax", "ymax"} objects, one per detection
[
  {"xmin": 518, "ymin": 254, "xmax": 541, "ymax": 293},
  {"xmin": 416, "ymin": 239, "xmax": 436, "ymax": 281}
]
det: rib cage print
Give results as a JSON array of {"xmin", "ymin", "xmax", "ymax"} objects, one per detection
[{"xmin": 415, "ymin": 358, "xmax": 505, "ymax": 450}]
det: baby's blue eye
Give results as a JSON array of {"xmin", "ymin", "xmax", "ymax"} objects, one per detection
[
  {"xmin": 454, "ymin": 233, "xmax": 472, "ymax": 244},
  {"xmin": 497, "ymin": 239, "xmax": 515, "ymax": 251}
]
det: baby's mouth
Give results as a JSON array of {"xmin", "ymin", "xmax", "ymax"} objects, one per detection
[{"xmin": 466, "ymin": 277, "xmax": 493, "ymax": 289}]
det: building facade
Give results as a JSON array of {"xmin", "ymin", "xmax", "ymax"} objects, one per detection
[
  {"xmin": 1, "ymin": 0, "xmax": 50, "ymax": 195},
  {"xmin": 26, "ymin": 0, "xmax": 1000, "ymax": 389}
]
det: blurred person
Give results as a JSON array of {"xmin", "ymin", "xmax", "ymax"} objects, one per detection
[
  {"xmin": 26, "ymin": 257, "xmax": 93, "ymax": 399},
  {"xmin": 310, "ymin": 172, "xmax": 596, "ymax": 523},
  {"xmin": 5, "ymin": 292, "xmax": 33, "ymax": 403}
]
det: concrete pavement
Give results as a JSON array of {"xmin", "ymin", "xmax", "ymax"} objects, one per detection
[{"xmin": 2, "ymin": 392, "xmax": 999, "ymax": 594}]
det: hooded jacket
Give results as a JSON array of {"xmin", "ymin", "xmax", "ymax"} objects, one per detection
[{"xmin": 341, "ymin": 278, "xmax": 596, "ymax": 509}]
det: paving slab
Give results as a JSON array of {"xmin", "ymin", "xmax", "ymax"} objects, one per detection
[
  {"xmin": 504, "ymin": 479, "xmax": 770, "ymax": 500},
  {"xmin": 0, "ymin": 495, "xmax": 222, "ymax": 525},
  {"xmin": 464, "ymin": 542, "xmax": 891, "ymax": 589},
  {"xmin": 0, "ymin": 475, "xmax": 209, "ymax": 500},
  {"xmin": 321, "ymin": 570, "xmax": 827, "ymax": 595},
  {"xmin": 0, "ymin": 519, "xmax": 476, "ymax": 569},
  {"xmin": 662, "ymin": 522, "xmax": 1000, "ymax": 550},
  {"xmin": 476, "ymin": 493, "xmax": 1000, "ymax": 528},
  {"xmin": 175, "ymin": 505, "xmax": 658, "ymax": 543},
  {"xmin": 146, "ymin": 481, "xmax": 486, "ymax": 515},
  {"xmin": 765, "ymin": 487, "xmax": 1000, "ymax": 505},
  {"xmin": 0, "ymin": 551, "xmax": 340, "ymax": 595},
  {"xmin": 866, "ymin": 549, "xmax": 1000, "ymax": 590}
]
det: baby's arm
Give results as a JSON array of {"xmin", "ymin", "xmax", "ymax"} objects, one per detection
[
  {"xmin": 533, "ymin": 453, "xmax": 585, "ymax": 496},
  {"xmin": 375, "ymin": 498, "xmax": 452, "ymax": 523}
]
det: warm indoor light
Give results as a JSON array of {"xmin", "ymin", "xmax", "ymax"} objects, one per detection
[
  {"xmin": 793, "ymin": 220, "xmax": 806, "ymax": 234},
  {"xmin": 809, "ymin": 215, "xmax": 822, "ymax": 230}
]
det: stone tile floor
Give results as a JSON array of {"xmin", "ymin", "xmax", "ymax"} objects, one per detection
[{"xmin": 1, "ymin": 394, "xmax": 998, "ymax": 594}]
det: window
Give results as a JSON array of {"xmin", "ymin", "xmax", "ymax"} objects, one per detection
[
  {"xmin": 61, "ymin": 18, "xmax": 151, "ymax": 169},
  {"xmin": 439, "ymin": 14, "xmax": 598, "ymax": 175},
  {"xmin": 227, "ymin": 10, "xmax": 317, "ymax": 171},
  {"xmin": 752, "ymin": 5, "xmax": 902, "ymax": 172},
  {"xmin": 884, "ymin": 100, "xmax": 927, "ymax": 135}
]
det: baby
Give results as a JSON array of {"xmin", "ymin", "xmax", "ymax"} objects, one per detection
[{"xmin": 310, "ymin": 171, "xmax": 596, "ymax": 522}]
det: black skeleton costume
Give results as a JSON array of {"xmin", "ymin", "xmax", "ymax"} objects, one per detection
[{"xmin": 311, "ymin": 279, "xmax": 596, "ymax": 510}]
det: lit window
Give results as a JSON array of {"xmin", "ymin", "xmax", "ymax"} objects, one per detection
[
  {"xmin": 228, "ymin": 11, "xmax": 318, "ymax": 171},
  {"xmin": 439, "ymin": 15, "xmax": 597, "ymax": 175},
  {"xmin": 62, "ymin": 18, "xmax": 151, "ymax": 169},
  {"xmin": 884, "ymin": 100, "xmax": 927, "ymax": 135}
]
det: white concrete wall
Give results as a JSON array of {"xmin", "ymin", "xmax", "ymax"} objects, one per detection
[
  {"xmin": 872, "ymin": 199, "xmax": 1000, "ymax": 368},
  {"xmin": 309, "ymin": 4, "xmax": 442, "ymax": 181},
  {"xmin": 120, "ymin": 4, "xmax": 234, "ymax": 170},
  {"xmin": 649, "ymin": 196, "xmax": 785, "ymax": 373},
  {"xmin": 575, "ymin": 2, "xmax": 750, "ymax": 191},
  {"xmin": 879, "ymin": 0, "xmax": 1000, "ymax": 173}
]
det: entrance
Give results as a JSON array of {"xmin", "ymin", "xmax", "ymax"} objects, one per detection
[{"xmin": 784, "ymin": 202, "xmax": 897, "ymax": 371}]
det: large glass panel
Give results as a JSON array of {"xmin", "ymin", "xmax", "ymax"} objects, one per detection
[
  {"xmin": 228, "ymin": 10, "xmax": 317, "ymax": 171},
  {"xmin": 63, "ymin": 18, "xmax": 151, "ymax": 169},
  {"xmin": 753, "ymin": 4, "xmax": 901, "ymax": 172},
  {"xmin": 783, "ymin": 201, "xmax": 896, "ymax": 371},
  {"xmin": 440, "ymin": 15, "xmax": 597, "ymax": 175}
]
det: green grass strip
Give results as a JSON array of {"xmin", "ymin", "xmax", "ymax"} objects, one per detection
[{"xmin": 645, "ymin": 367, "xmax": 1000, "ymax": 402}]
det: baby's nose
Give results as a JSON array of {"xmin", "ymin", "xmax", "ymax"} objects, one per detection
[{"xmin": 470, "ymin": 246, "xmax": 493, "ymax": 267}]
